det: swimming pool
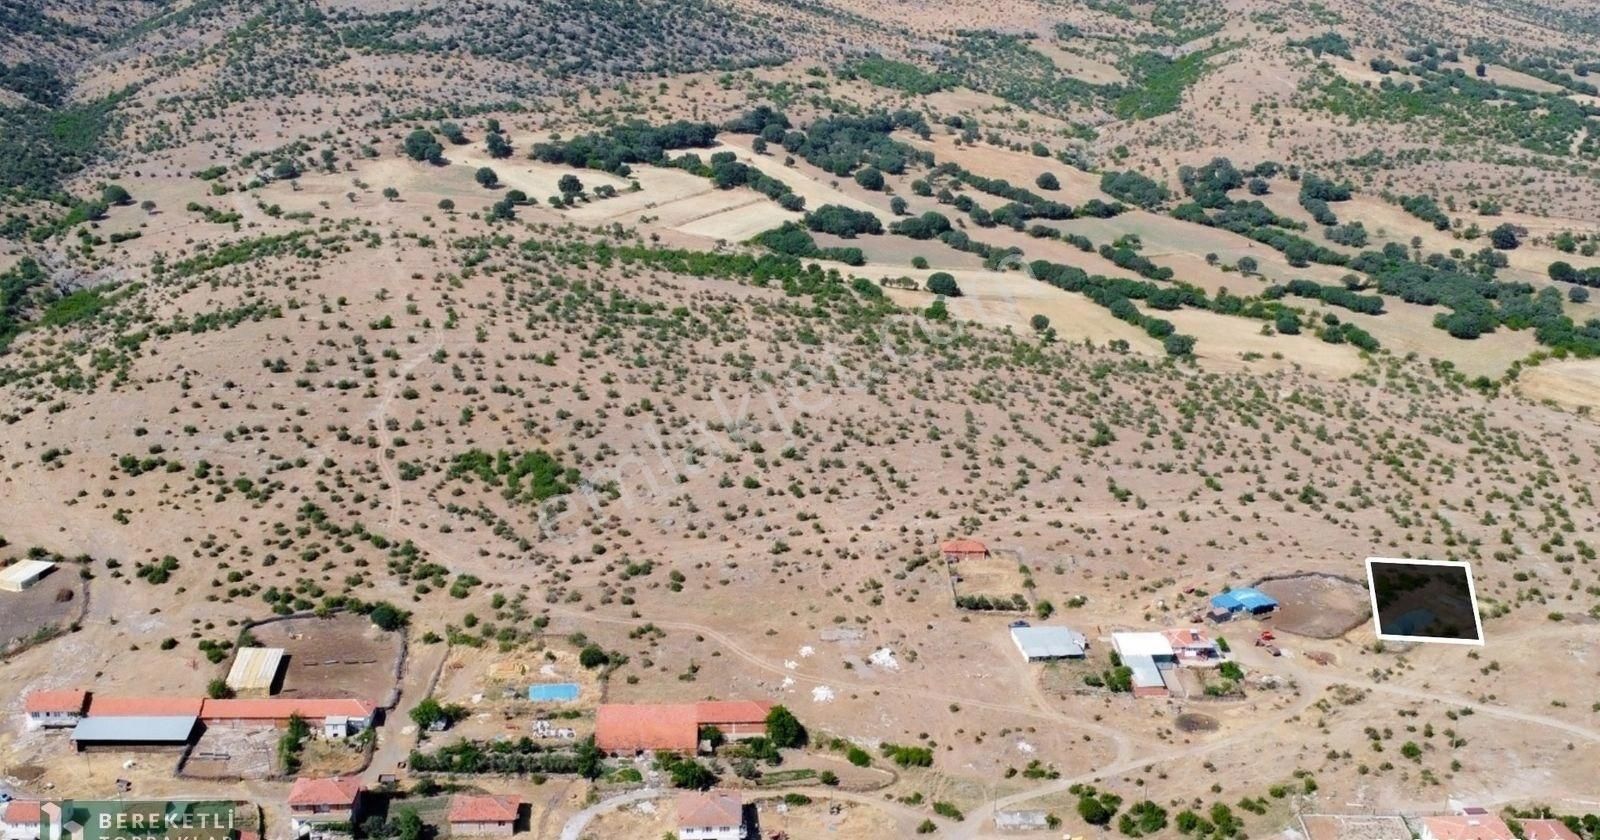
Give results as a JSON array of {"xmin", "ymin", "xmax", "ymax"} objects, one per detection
[{"xmin": 527, "ymin": 683, "xmax": 580, "ymax": 701}]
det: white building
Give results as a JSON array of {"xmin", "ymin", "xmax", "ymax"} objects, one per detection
[{"xmin": 0, "ymin": 560, "xmax": 55, "ymax": 593}]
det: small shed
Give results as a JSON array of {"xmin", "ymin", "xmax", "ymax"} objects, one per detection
[
  {"xmin": 1010, "ymin": 626, "xmax": 1088, "ymax": 661},
  {"xmin": 0, "ymin": 560, "xmax": 56, "ymax": 593},
  {"xmin": 225, "ymin": 647, "xmax": 286, "ymax": 694},
  {"xmin": 940, "ymin": 538, "xmax": 990, "ymax": 561}
]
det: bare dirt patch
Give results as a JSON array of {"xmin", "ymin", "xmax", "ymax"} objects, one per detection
[
  {"xmin": 247, "ymin": 613, "xmax": 404, "ymax": 704},
  {"xmin": 0, "ymin": 569, "xmax": 82, "ymax": 657},
  {"xmin": 1254, "ymin": 574, "xmax": 1371, "ymax": 639},
  {"xmin": 948, "ymin": 550, "xmax": 1032, "ymax": 611},
  {"xmin": 182, "ymin": 726, "xmax": 280, "ymax": 780}
]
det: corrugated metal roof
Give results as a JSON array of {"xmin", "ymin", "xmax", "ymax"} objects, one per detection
[
  {"xmin": 71, "ymin": 715, "xmax": 197, "ymax": 743},
  {"xmin": 1011, "ymin": 626, "xmax": 1088, "ymax": 658},
  {"xmin": 225, "ymin": 647, "xmax": 285, "ymax": 691},
  {"xmin": 1210, "ymin": 588, "xmax": 1278, "ymax": 612}
]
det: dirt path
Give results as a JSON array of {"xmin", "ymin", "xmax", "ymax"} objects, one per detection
[{"xmin": 545, "ymin": 606, "xmax": 1140, "ymax": 765}]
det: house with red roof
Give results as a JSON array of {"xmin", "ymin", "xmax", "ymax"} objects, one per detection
[
  {"xmin": 289, "ymin": 777, "xmax": 364, "ymax": 837},
  {"xmin": 1420, "ymin": 815, "xmax": 1516, "ymax": 840},
  {"xmin": 594, "ymin": 704, "xmax": 700, "ymax": 754},
  {"xmin": 1522, "ymin": 820, "xmax": 1582, "ymax": 840},
  {"xmin": 676, "ymin": 791, "xmax": 745, "ymax": 840},
  {"xmin": 23, "ymin": 689, "xmax": 89, "ymax": 728},
  {"xmin": 1, "ymin": 801, "xmax": 41, "ymax": 840},
  {"xmin": 940, "ymin": 538, "xmax": 989, "ymax": 561},
  {"xmin": 447, "ymin": 795, "xmax": 521, "ymax": 836}
]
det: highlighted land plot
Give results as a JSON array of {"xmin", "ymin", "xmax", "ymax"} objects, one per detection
[{"xmin": 1364, "ymin": 557, "xmax": 1484, "ymax": 645}]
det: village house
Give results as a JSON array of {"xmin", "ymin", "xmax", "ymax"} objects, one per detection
[
  {"xmin": 1, "ymin": 801, "xmax": 41, "ymax": 840},
  {"xmin": 447, "ymin": 795, "xmax": 521, "ymax": 836},
  {"xmin": 676, "ymin": 791, "xmax": 745, "ymax": 840},
  {"xmin": 23, "ymin": 689, "xmax": 89, "ymax": 728},
  {"xmin": 1419, "ymin": 815, "xmax": 1517, "ymax": 840},
  {"xmin": 288, "ymin": 776, "xmax": 364, "ymax": 838},
  {"xmin": 940, "ymin": 538, "xmax": 989, "ymax": 562},
  {"xmin": 1161, "ymin": 627, "xmax": 1221, "ymax": 664}
]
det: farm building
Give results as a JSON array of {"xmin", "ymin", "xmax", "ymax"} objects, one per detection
[
  {"xmin": 596, "ymin": 704, "xmax": 699, "ymax": 754},
  {"xmin": 1209, "ymin": 588, "xmax": 1279, "ymax": 618},
  {"xmin": 940, "ymin": 538, "xmax": 989, "ymax": 561},
  {"xmin": 447, "ymin": 795, "xmax": 521, "ymax": 836},
  {"xmin": 1419, "ymin": 815, "xmax": 1516, "ymax": 840},
  {"xmin": 288, "ymin": 776, "xmax": 364, "ymax": 837},
  {"xmin": 1, "ymin": 801, "xmax": 41, "ymax": 840},
  {"xmin": 1010, "ymin": 626, "xmax": 1088, "ymax": 661},
  {"xmin": 0, "ymin": 560, "xmax": 56, "ymax": 593},
  {"xmin": 675, "ymin": 791, "xmax": 744, "ymax": 840},
  {"xmin": 70, "ymin": 715, "xmax": 198, "ymax": 752},
  {"xmin": 694, "ymin": 700, "xmax": 772, "ymax": 739},
  {"xmin": 1111, "ymin": 632, "xmax": 1175, "ymax": 698},
  {"xmin": 23, "ymin": 689, "xmax": 89, "ymax": 728},
  {"xmin": 1521, "ymin": 821, "xmax": 1581, "ymax": 840},
  {"xmin": 595, "ymin": 700, "xmax": 773, "ymax": 755},
  {"xmin": 200, "ymin": 698, "xmax": 376, "ymax": 730},
  {"xmin": 87, "ymin": 696, "xmax": 205, "ymax": 717},
  {"xmin": 1161, "ymin": 628, "xmax": 1221, "ymax": 664},
  {"xmin": 225, "ymin": 648, "xmax": 286, "ymax": 694}
]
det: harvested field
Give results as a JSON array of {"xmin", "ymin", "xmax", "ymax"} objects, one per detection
[
  {"xmin": 1254, "ymin": 574, "xmax": 1371, "ymax": 639},
  {"xmin": 247, "ymin": 613, "xmax": 404, "ymax": 704},
  {"xmin": 1516, "ymin": 358, "xmax": 1600, "ymax": 409},
  {"xmin": 0, "ymin": 571, "xmax": 82, "ymax": 657}
]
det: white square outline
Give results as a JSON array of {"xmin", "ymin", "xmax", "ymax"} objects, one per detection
[{"xmin": 1364, "ymin": 557, "xmax": 1484, "ymax": 646}]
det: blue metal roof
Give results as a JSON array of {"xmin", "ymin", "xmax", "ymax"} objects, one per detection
[
  {"xmin": 1210, "ymin": 588, "xmax": 1279, "ymax": 612},
  {"xmin": 71, "ymin": 715, "xmax": 197, "ymax": 743}
]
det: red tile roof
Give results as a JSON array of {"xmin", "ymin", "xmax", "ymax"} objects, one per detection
[
  {"xmin": 87, "ymin": 696, "xmax": 205, "ymax": 717},
  {"xmin": 694, "ymin": 700, "xmax": 772, "ymax": 726},
  {"xmin": 595, "ymin": 704, "xmax": 699, "ymax": 753},
  {"xmin": 25, "ymin": 689, "xmax": 89, "ymax": 714},
  {"xmin": 1522, "ymin": 821, "xmax": 1582, "ymax": 840},
  {"xmin": 1422, "ymin": 816, "xmax": 1516, "ymax": 840},
  {"xmin": 677, "ymin": 792, "xmax": 742, "ymax": 829},
  {"xmin": 940, "ymin": 538, "xmax": 988, "ymax": 555},
  {"xmin": 201, "ymin": 698, "xmax": 376, "ymax": 721},
  {"xmin": 288, "ymin": 776, "xmax": 364, "ymax": 809},
  {"xmin": 3, "ymin": 801, "xmax": 41, "ymax": 825},
  {"xmin": 448, "ymin": 795, "xmax": 521, "ymax": 824}
]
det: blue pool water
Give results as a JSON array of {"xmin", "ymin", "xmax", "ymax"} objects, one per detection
[{"xmin": 527, "ymin": 682, "xmax": 580, "ymax": 701}]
